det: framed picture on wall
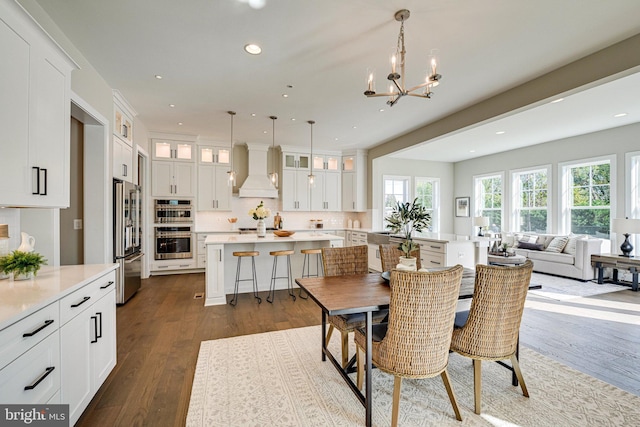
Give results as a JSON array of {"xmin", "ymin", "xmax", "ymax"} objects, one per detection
[{"xmin": 455, "ymin": 197, "xmax": 470, "ymax": 217}]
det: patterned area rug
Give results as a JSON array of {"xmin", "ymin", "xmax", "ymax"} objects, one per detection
[
  {"xmin": 186, "ymin": 326, "xmax": 640, "ymax": 426},
  {"xmin": 528, "ymin": 272, "xmax": 629, "ymax": 300}
]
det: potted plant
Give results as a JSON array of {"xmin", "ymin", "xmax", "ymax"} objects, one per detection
[
  {"xmin": 0, "ymin": 250, "xmax": 47, "ymax": 280},
  {"xmin": 385, "ymin": 198, "xmax": 431, "ymax": 270}
]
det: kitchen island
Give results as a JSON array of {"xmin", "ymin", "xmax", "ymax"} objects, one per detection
[{"xmin": 204, "ymin": 232, "xmax": 343, "ymax": 306}]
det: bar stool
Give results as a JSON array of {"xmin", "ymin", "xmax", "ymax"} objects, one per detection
[
  {"xmin": 230, "ymin": 251, "xmax": 261, "ymax": 306},
  {"xmin": 267, "ymin": 250, "xmax": 296, "ymax": 303},
  {"xmin": 299, "ymin": 248, "xmax": 323, "ymax": 299}
]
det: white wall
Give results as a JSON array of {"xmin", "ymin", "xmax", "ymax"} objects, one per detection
[
  {"xmin": 452, "ymin": 122, "xmax": 640, "ymax": 247},
  {"xmin": 371, "ymin": 157, "xmax": 454, "ymax": 232}
]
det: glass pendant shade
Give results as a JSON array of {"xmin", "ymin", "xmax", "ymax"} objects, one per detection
[
  {"xmin": 307, "ymin": 120, "xmax": 315, "ymax": 187},
  {"xmin": 227, "ymin": 111, "xmax": 236, "ymax": 187},
  {"xmin": 269, "ymin": 116, "xmax": 278, "ymax": 189}
]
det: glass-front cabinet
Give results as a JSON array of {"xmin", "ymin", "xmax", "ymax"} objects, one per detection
[
  {"xmin": 313, "ymin": 155, "xmax": 340, "ymax": 171},
  {"xmin": 199, "ymin": 146, "xmax": 230, "ymax": 164},
  {"xmin": 153, "ymin": 140, "xmax": 194, "ymax": 161},
  {"xmin": 283, "ymin": 152, "xmax": 310, "ymax": 170}
]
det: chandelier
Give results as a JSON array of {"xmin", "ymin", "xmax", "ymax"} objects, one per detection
[{"xmin": 364, "ymin": 9, "xmax": 441, "ymax": 107}]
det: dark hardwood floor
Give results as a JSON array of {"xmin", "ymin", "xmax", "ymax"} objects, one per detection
[{"xmin": 77, "ymin": 273, "xmax": 640, "ymax": 426}]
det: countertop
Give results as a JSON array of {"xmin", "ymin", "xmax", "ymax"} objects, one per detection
[
  {"xmin": 204, "ymin": 232, "xmax": 344, "ymax": 245},
  {"xmin": 196, "ymin": 227, "xmax": 372, "ymax": 234},
  {"xmin": 0, "ymin": 264, "xmax": 118, "ymax": 330}
]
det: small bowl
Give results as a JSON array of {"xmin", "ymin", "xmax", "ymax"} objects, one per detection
[
  {"xmin": 273, "ymin": 230, "xmax": 295, "ymax": 237},
  {"xmin": 228, "ymin": 218, "xmax": 238, "ymax": 223}
]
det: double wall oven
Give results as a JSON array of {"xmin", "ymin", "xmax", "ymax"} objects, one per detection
[{"xmin": 154, "ymin": 200, "xmax": 193, "ymax": 261}]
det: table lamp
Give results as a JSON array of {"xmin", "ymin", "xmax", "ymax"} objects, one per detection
[
  {"xmin": 611, "ymin": 217, "xmax": 640, "ymax": 257},
  {"xmin": 473, "ymin": 216, "xmax": 490, "ymax": 237}
]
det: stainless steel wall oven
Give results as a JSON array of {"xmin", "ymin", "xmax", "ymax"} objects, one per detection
[
  {"xmin": 154, "ymin": 199, "xmax": 193, "ymax": 223},
  {"xmin": 155, "ymin": 226, "xmax": 193, "ymax": 260}
]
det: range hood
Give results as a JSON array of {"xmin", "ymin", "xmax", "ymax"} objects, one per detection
[{"xmin": 238, "ymin": 143, "xmax": 278, "ymax": 198}]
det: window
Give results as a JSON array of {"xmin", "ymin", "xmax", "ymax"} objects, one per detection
[
  {"xmin": 561, "ymin": 158, "xmax": 612, "ymax": 238},
  {"xmin": 512, "ymin": 167, "xmax": 550, "ymax": 233},
  {"xmin": 383, "ymin": 176, "xmax": 410, "ymax": 225},
  {"xmin": 474, "ymin": 174, "xmax": 503, "ymax": 232},
  {"xmin": 415, "ymin": 177, "xmax": 439, "ymax": 232}
]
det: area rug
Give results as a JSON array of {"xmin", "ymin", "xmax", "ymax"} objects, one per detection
[
  {"xmin": 528, "ymin": 272, "xmax": 629, "ymax": 301},
  {"xmin": 186, "ymin": 326, "xmax": 640, "ymax": 426}
]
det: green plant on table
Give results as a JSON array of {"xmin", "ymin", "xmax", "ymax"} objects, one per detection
[
  {"xmin": 385, "ymin": 198, "xmax": 431, "ymax": 258},
  {"xmin": 0, "ymin": 250, "xmax": 47, "ymax": 277}
]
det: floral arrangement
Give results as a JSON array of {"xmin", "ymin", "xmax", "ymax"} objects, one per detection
[{"xmin": 249, "ymin": 200, "xmax": 271, "ymax": 220}]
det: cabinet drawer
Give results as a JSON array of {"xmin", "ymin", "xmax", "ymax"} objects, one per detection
[
  {"xmin": 420, "ymin": 241, "xmax": 446, "ymax": 254},
  {"xmin": 420, "ymin": 251, "xmax": 446, "ymax": 267},
  {"xmin": 59, "ymin": 271, "xmax": 116, "ymax": 326},
  {"xmin": 0, "ymin": 302, "xmax": 59, "ymax": 369},
  {"xmin": 0, "ymin": 331, "xmax": 60, "ymax": 404}
]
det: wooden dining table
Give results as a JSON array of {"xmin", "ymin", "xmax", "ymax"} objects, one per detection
[{"xmin": 295, "ymin": 271, "xmax": 541, "ymax": 427}]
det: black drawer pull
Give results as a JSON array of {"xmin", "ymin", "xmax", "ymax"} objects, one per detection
[
  {"xmin": 430, "ymin": 261, "xmax": 441, "ymax": 265},
  {"xmin": 22, "ymin": 319, "xmax": 54, "ymax": 337},
  {"xmin": 100, "ymin": 281, "xmax": 115, "ymax": 289},
  {"xmin": 24, "ymin": 366, "xmax": 55, "ymax": 390},
  {"xmin": 71, "ymin": 296, "xmax": 91, "ymax": 308},
  {"xmin": 430, "ymin": 245, "xmax": 440, "ymax": 249}
]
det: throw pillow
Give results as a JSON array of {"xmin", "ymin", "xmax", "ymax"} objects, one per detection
[
  {"xmin": 563, "ymin": 234, "xmax": 585, "ymax": 255},
  {"xmin": 545, "ymin": 236, "xmax": 569, "ymax": 253},
  {"xmin": 520, "ymin": 234, "xmax": 539, "ymax": 244},
  {"xmin": 517, "ymin": 242, "xmax": 544, "ymax": 251}
]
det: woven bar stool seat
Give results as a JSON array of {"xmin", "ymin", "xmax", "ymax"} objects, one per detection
[
  {"xmin": 230, "ymin": 251, "xmax": 261, "ymax": 306},
  {"xmin": 299, "ymin": 248, "xmax": 323, "ymax": 299},
  {"xmin": 267, "ymin": 250, "xmax": 296, "ymax": 303}
]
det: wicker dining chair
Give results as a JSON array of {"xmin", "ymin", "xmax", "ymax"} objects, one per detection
[
  {"xmin": 379, "ymin": 243, "xmax": 422, "ymax": 272},
  {"xmin": 355, "ymin": 266, "xmax": 465, "ymax": 426},
  {"xmin": 321, "ymin": 245, "xmax": 388, "ymax": 368},
  {"xmin": 449, "ymin": 260, "xmax": 534, "ymax": 415}
]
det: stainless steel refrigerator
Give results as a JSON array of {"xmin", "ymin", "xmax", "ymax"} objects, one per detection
[{"xmin": 113, "ymin": 179, "xmax": 143, "ymax": 304}]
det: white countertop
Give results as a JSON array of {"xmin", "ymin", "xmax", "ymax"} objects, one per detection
[
  {"xmin": 205, "ymin": 232, "xmax": 344, "ymax": 245},
  {"xmin": 0, "ymin": 264, "xmax": 118, "ymax": 330}
]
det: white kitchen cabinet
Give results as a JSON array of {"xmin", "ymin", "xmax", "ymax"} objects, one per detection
[
  {"xmin": 312, "ymin": 154, "xmax": 340, "ymax": 172},
  {"xmin": 113, "ymin": 135, "xmax": 133, "ymax": 182},
  {"xmin": 282, "ymin": 152, "xmax": 310, "ymax": 170},
  {"xmin": 152, "ymin": 161, "xmax": 195, "ymax": 198},
  {"xmin": 199, "ymin": 145, "xmax": 230, "ymax": 165},
  {"xmin": 113, "ymin": 90, "xmax": 135, "ymax": 145},
  {"xmin": 350, "ymin": 231, "xmax": 368, "ymax": 246},
  {"xmin": 310, "ymin": 171, "xmax": 341, "ymax": 211},
  {"xmin": 60, "ymin": 271, "xmax": 117, "ymax": 426},
  {"xmin": 197, "ymin": 164, "xmax": 231, "ymax": 211},
  {"xmin": 152, "ymin": 139, "xmax": 194, "ymax": 162},
  {"xmin": 368, "ymin": 243, "xmax": 382, "ymax": 272},
  {"xmin": 0, "ymin": 1, "xmax": 76, "ymax": 208},
  {"xmin": 341, "ymin": 150, "xmax": 367, "ymax": 212},
  {"xmin": 282, "ymin": 169, "xmax": 310, "ymax": 211},
  {"xmin": 390, "ymin": 235, "xmax": 476, "ymax": 269}
]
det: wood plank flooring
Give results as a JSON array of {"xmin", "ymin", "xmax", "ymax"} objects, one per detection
[{"xmin": 76, "ymin": 273, "xmax": 640, "ymax": 426}]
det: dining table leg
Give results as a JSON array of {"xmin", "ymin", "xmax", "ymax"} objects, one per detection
[
  {"xmin": 321, "ymin": 310, "xmax": 327, "ymax": 361},
  {"xmin": 365, "ymin": 310, "xmax": 372, "ymax": 427}
]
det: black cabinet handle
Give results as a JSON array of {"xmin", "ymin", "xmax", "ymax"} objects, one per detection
[
  {"xmin": 91, "ymin": 316, "xmax": 98, "ymax": 343},
  {"xmin": 71, "ymin": 296, "xmax": 91, "ymax": 308},
  {"xmin": 100, "ymin": 281, "xmax": 114, "ymax": 290},
  {"xmin": 22, "ymin": 319, "xmax": 54, "ymax": 337},
  {"xmin": 96, "ymin": 312, "xmax": 103, "ymax": 339},
  {"xmin": 40, "ymin": 168, "xmax": 47, "ymax": 195},
  {"xmin": 32, "ymin": 167, "xmax": 40, "ymax": 194},
  {"xmin": 24, "ymin": 367, "xmax": 55, "ymax": 390}
]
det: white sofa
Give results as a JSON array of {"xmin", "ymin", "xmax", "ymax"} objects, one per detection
[{"xmin": 501, "ymin": 233, "xmax": 602, "ymax": 281}]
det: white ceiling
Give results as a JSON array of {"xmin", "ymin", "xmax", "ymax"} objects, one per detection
[{"xmin": 33, "ymin": 0, "xmax": 640, "ymax": 158}]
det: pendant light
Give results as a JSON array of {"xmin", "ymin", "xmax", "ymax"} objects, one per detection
[
  {"xmin": 307, "ymin": 120, "xmax": 316, "ymax": 188},
  {"xmin": 269, "ymin": 115, "xmax": 278, "ymax": 188},
  {"xmin": 227, "ymin": 111, "xmax": 237, "ymax": 187}
]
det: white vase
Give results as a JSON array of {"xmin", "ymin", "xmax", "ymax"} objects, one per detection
[
  {"xmin": 13, "ymin": 271, "xmax": 34, "ymax": 281},
  {"xmin": 17, "ymin": 232, "xmax": 35, "ymax": 252},
  {"xmin": 398, "ymin": 256, "xmax": 417, "ymax": 271},
  {"xmin": 257, "ymin": 219, "xmax": 266, "ymax": 237}
]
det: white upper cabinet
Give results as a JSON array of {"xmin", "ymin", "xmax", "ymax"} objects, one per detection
[
  {"xmin": 313, "ymin": 155, "xmax": 340, "ymax": 172},
  {"xmin": 113, "ymin": 136, "xmax": 133, "ymax": 182},
  {"xmin": 283, "ymin": 152, "xmax": 310, "ymax": 170},
  {"xmin": 198, "ymin": 145, "xmax": 230, "ymax": 165},
  {"xmin": 341, "ymin": 150, "xmax": 367, "ymax": 212},
  {"xmin": 112, "ymin": 91, "xmax": 137, "ymax": 183},
  {"xmin": 0, "ymin": 1, "xmax": 77, "ymax": 208},
  {"xmin": 152, "ymin": 139, "xmax": 194, "ymax": 162}
]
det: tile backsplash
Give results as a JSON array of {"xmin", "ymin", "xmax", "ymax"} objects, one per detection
[{"xmin": 0, "ymin": 208, "xmax": 20, "ymax": 250}]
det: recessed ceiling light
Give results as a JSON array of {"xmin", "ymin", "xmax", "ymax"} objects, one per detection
[
  {"xmin": 244, "ymin": 44, "xmax": 262, "ymax": 55},
  {"xmin": 155, "ymin": 75, "xmax": 163, "ymax": 79},
  {"xmin": 334, "ymin": 138, "xmax": 339, "ymax": 141},
  {"xmin": 379, "ymin": 109, "xmax": 385, "ymax": 112},
  {"xmin": 251, "ymin": 113, "xmax": 256, "ymax": 117},
  {"xmin": 496, "ymin": 131, "xmax": 505, "ymax": 135},
  {"xmin": 263, "ymin": 130, "xmax": 268, "ymax": 134},
  {"xmin": 469, "ymin": 149, "xmax": 476, "ymax": 153},
  {"xmin": 614, "ymin": 112, "xmax": 628, "ymax": 118},
  {"xmin": 282, "ymin": 94, "xmax": 289, "ymax": 98},
  {"xmin": 177, "ymin": 122, "xmax": 183, "ymax": 126},
  {"xmin": 550, "ymin": 98, "xmax": 564, "ymax": 104},
  {"xmin": 352, "ymin": 126, "xmax": 357, "ymax": 129},
  {"xmin": 290, "ymin": 118, "xmax": 296, "ymax": 121},
  {"xmin": 169, "ymin": 104, "xmax": 175, "ymax": 108}
]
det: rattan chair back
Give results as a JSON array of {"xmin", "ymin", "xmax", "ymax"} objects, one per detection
[
  {"xmin": 321, "ymin": 245, "xmax": 369, "ymax": 277},
  {"xmin": 379, "ymin": 243, "xmax": 422, "ymax": 272},
  {"xmin": 450, "ymin": 260, "xmax": 534, "ymax": 360},
  {"xmin": 377, "ymin": 265, "xmax": 463, "ymax": 378}
]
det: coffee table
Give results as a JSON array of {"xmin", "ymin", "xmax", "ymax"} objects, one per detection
[
  {"xmin": 591, "ymin": 253, "xmax": 639, "ymax": 291},
  {"xmin": 488, "ymin": 253, "xmax": 527, "ymax": 266}
]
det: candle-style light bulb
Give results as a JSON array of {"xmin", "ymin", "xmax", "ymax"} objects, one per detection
[
  {"xmin": 391, "ymin": 54, "xmax": 397, "ymax": 74},
  {"xmin": 368, "ymin": 73, "xmax": 374, "ymax": 91}
]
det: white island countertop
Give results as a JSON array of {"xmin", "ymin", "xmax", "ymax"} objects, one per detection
[
  {"xmin": 205, "ymin": 232, "xmax": 344, "ymax": 245},
  {"xmin": 0, "ymin": 264, "xmax": 118, "ymax": 330}
]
